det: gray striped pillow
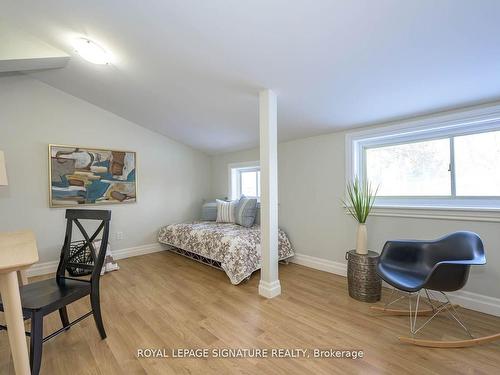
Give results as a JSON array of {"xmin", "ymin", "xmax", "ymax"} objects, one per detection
[
  {"xmin": 235, "ymin": 196, "xmax": 258, "ymax": 227},
  {"xmin": 216, "ymin": 199, "xmax": 237, "ymax": 223},
  {"xmin": 201, "ymin": 201, "xmax": 217, "ymax": 221}
]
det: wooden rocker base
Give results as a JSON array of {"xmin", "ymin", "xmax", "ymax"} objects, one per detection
[
  {"xmin": 398, "ymin": 333, "xmax": 500, "ymax": 348},
  {"xmin": 372, "ymin": 303, "xmax": 500, "ymax": 348},
  {"xmin": 370, "ymin": 305, "xmax": 460, "ymax": 317}
]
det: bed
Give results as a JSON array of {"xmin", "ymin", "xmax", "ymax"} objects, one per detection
[{"xmin": 158, "ymin": 221, "xmax": 294, "ymax": 284}]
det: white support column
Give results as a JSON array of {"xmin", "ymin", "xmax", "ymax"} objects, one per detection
[{"xmin": 258, "ymin": 89, "xmax": 281, "ymax": 298}]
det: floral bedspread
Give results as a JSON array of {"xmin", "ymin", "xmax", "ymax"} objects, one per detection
[{"xmin": 158, "ymin": 221, "xmax": 294, "ymax": 284}]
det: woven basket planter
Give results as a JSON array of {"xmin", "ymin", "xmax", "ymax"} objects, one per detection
[{"xmin": 346, "ymin": 250, "xmax": 382, "ymax": 303}]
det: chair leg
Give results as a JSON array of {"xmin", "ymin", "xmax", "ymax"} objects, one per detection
[
  {"xmin": 439, "ymin": 291, "xmax": 473, "ymax": 338},
  {"xmin": 59, "ymin": 307, "xmax": 70, "ymax": 330},
  {"xmin": 90, "ymin": 291, "xmax": 106, "ymax": 339},
  {"xmin": 29, "ymin": 312, "xmax": 43, "ymax": 375}
]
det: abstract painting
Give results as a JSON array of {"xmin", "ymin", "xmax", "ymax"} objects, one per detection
[{"xmin": 49, "ymin": 145, "xmax": 137, "ymax": 207}]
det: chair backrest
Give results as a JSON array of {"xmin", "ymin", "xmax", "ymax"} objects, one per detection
[
  {"xmin": 427, "ymin": 231, "xmax": 485, "ymax": 265},
  {"xmin": 424, "ymin": 231, "xmax": 485, "ymax": 292},
  {"xmin": 56, "ymin": 209, "xmax": 111, "ymax": 284}
]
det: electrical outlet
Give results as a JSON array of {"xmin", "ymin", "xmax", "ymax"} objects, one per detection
[{"xmin": 116, "ymin": 231, "xmax": 124, "ymax": 240}]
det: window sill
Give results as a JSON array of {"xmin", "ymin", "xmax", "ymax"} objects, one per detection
[{"xmin": 368, "ymin": 206, "xmax": 500, "ymax": 222}]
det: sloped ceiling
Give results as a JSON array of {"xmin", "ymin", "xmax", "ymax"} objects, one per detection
[
  {"xmin": 3, "ymin": 0, "xmax": 500, "ymax": 154},
  {"xmin": 0, "ymin": 22, "xmax": 69, "ymax": 72}
]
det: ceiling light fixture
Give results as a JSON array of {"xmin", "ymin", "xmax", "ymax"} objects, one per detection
[{"xmin": 73, "ymin": 38, "xmax": 111, "ymax": 65}]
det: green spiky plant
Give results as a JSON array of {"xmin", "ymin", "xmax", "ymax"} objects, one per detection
[{"xmin": 342, "ymin": 177, "xmax": 378, "ymax": 224}]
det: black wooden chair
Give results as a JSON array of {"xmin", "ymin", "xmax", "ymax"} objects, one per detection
[{"xmin": 0, "ymin": 209, "xmax": 111, "ymax": 374}]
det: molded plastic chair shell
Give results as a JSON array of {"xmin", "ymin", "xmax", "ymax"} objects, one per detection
[{"xmin": 377, "ymin": 231, "xmax": 485, "ymax": 293}]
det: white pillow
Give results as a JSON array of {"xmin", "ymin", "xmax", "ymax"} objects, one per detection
[{"xmin": 216, "ymin": 199, "xmax": 237, "ymax": 223}]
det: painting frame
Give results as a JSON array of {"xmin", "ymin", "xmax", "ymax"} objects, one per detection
[{"xmin": 48, "ymin": 144, "xmax": 138, "ymax": 208}]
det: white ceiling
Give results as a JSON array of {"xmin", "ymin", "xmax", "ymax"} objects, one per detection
[
  {"xmin": 0, "ymin": 22, "xmax": 69, "ymax": 72},
  {"xmin": 3, "ymin": 0, "xmax": 500, "ymax": 154}
]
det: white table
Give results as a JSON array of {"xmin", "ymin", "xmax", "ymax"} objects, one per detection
[{"xmin": 0, "ymin": 231, "xmax": 39, "ymax": 375}]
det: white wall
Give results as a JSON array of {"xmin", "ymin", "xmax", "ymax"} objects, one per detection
[
  {"xmin": 210, "ymin": 131, "xmax": 500, "ymax": 301},
  {"xmin": 0, "ymin": 74, "xmax": 210, "ymax": 263}
]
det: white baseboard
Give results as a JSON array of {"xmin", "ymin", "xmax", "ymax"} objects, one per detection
[
  {"xmin": 25, "ymin": 243, "xmax": 165, "ymax": 277},
  {"xmin": 290, "ymin": 253, "xmax": 500, "ymax": 317},
  {"xmin": 446, "ymin": 290, "xmax": 500, "ymax": 317},
  {"xmin": 258, "ymin": 280, "xmax": 282, "ymax": 298},
  {"xmin": 111, "ymin": 243, "xmax": 164, "ymax": 260},
  {"xmin": 26, "ymin": 260, "xmax": 60, "ymax": 278},
  {"xmin": 290, "ymin": 253, "xmax": 347, "ymax": 277}
]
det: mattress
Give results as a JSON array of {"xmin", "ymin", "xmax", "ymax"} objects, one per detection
[{"xmin": 158, "ymin": 221, "xmax": 294, "ymax": 284}]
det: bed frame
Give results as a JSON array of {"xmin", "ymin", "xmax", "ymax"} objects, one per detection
[
  {"xmin": 168, "ymin": 246, "xmax": 223, "ymax": 270},
  {"xmin": 167, "ymin": 246, "xmax": 290, "ymax": 283}
]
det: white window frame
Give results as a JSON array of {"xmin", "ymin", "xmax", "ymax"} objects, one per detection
[
  {"xmin": 228, "ymin": 161, "xmax": 260, "ymax": 201},
  {"xmin": 345, "ymin": 103, "xmax": 500, "ymax": 222}
]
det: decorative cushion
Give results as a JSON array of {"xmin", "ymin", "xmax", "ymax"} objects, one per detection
[
  {"xmin": 235, "ymin": 196, "xmax": 258, "ymax": 227},
  {"xmin": 201, "ymin": 201, "xmax": 217, "ymax": 221},
  {"xmin": 216, "ymin": 199, "xmax": 237, "ymax": 223}
]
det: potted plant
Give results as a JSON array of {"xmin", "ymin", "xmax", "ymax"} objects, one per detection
[
  {"xmin": 343, "ymin": 177, "xmax": 378, "ymax": 255},
  {"xmin": 343, "ymin": 177, "xmax": 380, "ymax": 302}
]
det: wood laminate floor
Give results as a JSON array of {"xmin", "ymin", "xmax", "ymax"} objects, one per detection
[{"xmin": 0, "ymin": 251, "xmax": 499, "ymax": 374}]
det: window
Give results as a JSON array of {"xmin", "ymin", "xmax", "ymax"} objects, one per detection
[
  {"xmin": 240, "ymin": 168, "xmax": 260, "ymax": 197},
  {"xmin": 346, "ymin": 104, "xmax": 500, "ymax": 211},
  {"xmin": 228, "ymin": 162, "xmax": 260, "ymax": 200},
  {"xmin": 366, "ymin": 138, "xmax": 451, "ymax": 197},
  {"xmin": 454, "ymin": 130, "xmax": 500, "ymax": 196}
]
